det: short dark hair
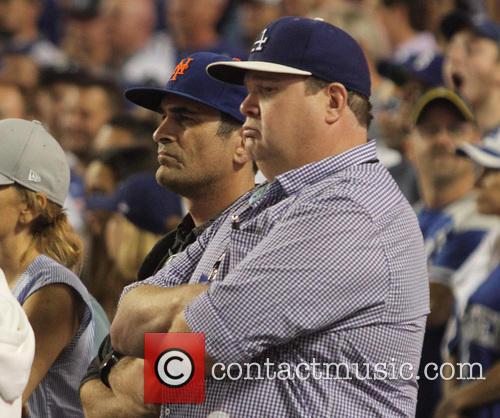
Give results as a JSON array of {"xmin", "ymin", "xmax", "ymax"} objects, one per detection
[
  {"xmin": 217, "ymin": 112, "xmax": 242, "ymax": 138},
  {"xmin": 305, "ymin": 77, "xmax": 373, "ymax": 129}
]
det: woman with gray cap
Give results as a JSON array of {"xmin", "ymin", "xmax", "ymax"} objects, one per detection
[{"xmin": 0, "ymin": 119, "xmax": 94, "ymax": 417}]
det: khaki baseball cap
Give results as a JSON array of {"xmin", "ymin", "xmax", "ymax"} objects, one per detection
[
  {"xmin": 411, "ymin": 87, "xmax": 474, "ymax": 125},
  {"xmin": 0, "ymin": 119, "xmax": 70, "ymax": 206}
]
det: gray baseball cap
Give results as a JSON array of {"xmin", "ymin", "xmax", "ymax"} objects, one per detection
[{"xmin": 0, "ymin": 119, "xmax": 70, "ymax": 206}]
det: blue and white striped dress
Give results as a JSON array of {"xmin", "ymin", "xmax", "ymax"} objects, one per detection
[{"xmin": 12, "ymin": 255, "xmax": 94, "ymax": 418}]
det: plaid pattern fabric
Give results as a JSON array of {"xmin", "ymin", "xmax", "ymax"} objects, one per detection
[
  {"xmin": 12, "ymin": 255, "xmax": 94, "ymax": 418},
  {"xmin": 128, "ymin": 141, "xmax": 429, "ymax": 417}
]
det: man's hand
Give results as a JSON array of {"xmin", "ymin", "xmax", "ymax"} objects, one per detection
[
  {"xmin": 80, "ymin": 358, "xmax": 160, "ymax": 418},
  {"xmin": 81, "ymin": 378, "xmax": 158, "ymax": 418}
]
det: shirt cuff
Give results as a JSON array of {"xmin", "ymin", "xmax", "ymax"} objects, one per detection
[{"xmin": 185, "ymin": 291, "xmax": 248, "ymax": 364}]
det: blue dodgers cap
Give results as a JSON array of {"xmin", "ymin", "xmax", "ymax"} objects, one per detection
[
  {"xmin": 207, "ymin": 16, "xmax": 371, "ymax": 98},
  {"xmin": 125, "ymin": 52, "xmax": 247, "ymax": 123},
  {"xmin": 86, "ymin": 173, "xmax": 183, "ymax": 234},
  {"xmin": 378, "ymin": 52, "xmax": 444, "ymax": 88}
]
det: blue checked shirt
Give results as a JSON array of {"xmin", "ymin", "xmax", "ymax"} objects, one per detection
[{"xmin": 126, "ymin": 140, "xmax": 429, "ymax": 417}]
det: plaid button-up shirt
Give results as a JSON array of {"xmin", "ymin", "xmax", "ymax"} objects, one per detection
[{"xmin": 128, "ymin": 140, "xmax": 429, "ymax": 417}]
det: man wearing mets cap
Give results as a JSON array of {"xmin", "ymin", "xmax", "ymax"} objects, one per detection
[
  {"xmin": 84, "ymin": 52, "xmax": 256, "ymax": 418},
  {"xmin": 113, "ymin": 18, "xmax": 429, "ymax": 417}
]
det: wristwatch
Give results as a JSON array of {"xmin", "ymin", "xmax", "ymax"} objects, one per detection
[{"xmin": 99, "ymin": 350, "xmax": 124, "ymax": 388}]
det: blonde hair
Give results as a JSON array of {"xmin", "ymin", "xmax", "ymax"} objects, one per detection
[
  {"xmin": 16, "ymin": 185, "xmax": 83, "ymax": 272},
  {"xmin": 110, "ymin": 215, "xmax": 162, "ymax": 281}
]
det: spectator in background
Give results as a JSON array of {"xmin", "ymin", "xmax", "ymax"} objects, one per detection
[
  {"xmin": 443, "ymin": 17, "xmax": 499, "ymax": 144},
  {"xmin": 434, "ymin": 131, "xmax": 500, "ymax": 417},
  {"xmin": 52, "ymin": 73, "xmax": 123, "ymax": 233},
  {"xmin": 91, "ymin": 114, "xmax": 157, "ymax": 154},
  {"xmin": 167, "ymin": 0, "xmax": 246, "ymax": 59},
  {"xmin": 83, "ymin": 116, "xmax": 158, "ymax": 313},
  {"xmin": 0, "ymin": 119, "xmax": 95, "ymax": 417},
  {"xmin": 407, "ymin": 88, "xmax": 498, "ymax": 417},
  {"xmin": 240, "ymin": 0, "xmax": 282, "ymax": 50},
  {"xmin": 0, "ymin": 82, "xmax": 28, "ymax": 119},
  {"xmin": 319, "ymin": 5, "xmax": 420, "ymax": 204},
  {"xmin": 375, "ymin": 51, "xmax": 445, "ymax": 205},
  {"xmin": 33, "ymin": 68, "xmax": 80, "ymax": 137},
  {"xmin": 85, "ymin": 173, "xmax": 182, "ymax": 317},
  {"xmin": 0, "ymin": 267, "xmax": 34, "ymax": 418},
  {"xmin": 0, "ymin": 50, "xmax": 40, "ymax": 92},
  {"xmin": 60, "ymin": 0, "xmax": 111, "ymax": 75},
  {"xmin": 0, "ymin": 0, "xmax": 66, "ymax": 67},
  {"xmin": 377, "ymin": 0, "xmax": 438, "ymax": 64},
  {"xmin": 102, "ymin": 0, "xmax": 176, "ymax": 87},
  {"xmin": 72, "ymin": 76, "xmax": 124, "ymax": 169},
  {"xmin": 84, "ymin": 115, "xmax": 158, "ymax": 237}
]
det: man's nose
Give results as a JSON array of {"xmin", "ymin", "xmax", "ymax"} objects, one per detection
[{"xmin": 240, "ymin": 93, "xmax": 259, "ymax": 118}]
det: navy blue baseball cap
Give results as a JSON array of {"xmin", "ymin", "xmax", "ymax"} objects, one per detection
[
  {"xmin": 472, "ymin": 19, "xmax": 500, "ymax": 43},
  {"xmin": 378, "ymin": 52, "xmax": 444, "ymax": 87},
  {"xmin": 207, "ymin": 16, "xmax": 371, "ymax": 98},
  {"xmin": 125, "ymin": 52, "xmax": 247, "ymax": 123},
  {"xmin": 86, "ymin": 173, "xmax": 183, "ymax": 234},
  {"xmin": 440, "ymin": 12, "xmax": 500, "ymax": 44}
]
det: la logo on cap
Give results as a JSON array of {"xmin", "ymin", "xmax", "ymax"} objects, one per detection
[
  {"xmin": 170, "ymin": 57, "xmax": 194, "ymax": 81},
  {"xmin": 251, "ymin": 28, "xmax": 268, "ymax": 53}
]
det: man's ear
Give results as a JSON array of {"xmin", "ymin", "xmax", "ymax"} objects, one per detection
[
  {"xmin": 234, "ymin": 131, "xmax": 252, "ymax": 165},
  {"xmin": 325, "ymin": 82, "xmax": 349, "ymax": 124}
]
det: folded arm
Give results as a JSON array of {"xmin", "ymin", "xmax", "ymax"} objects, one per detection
[{"xmin": 110, "ymin": 283, "xmax": 209, "ymax": 357}]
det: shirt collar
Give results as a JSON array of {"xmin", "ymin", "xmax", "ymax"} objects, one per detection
[{"xmin": 275, "ymin": 141, "xmax": 377, "ymax": 197}]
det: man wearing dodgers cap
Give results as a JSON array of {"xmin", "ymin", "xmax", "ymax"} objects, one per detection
[
  {"xmin": 113, "ymin": 17, "xmax": 428, "ymax": 417},
  {"xmin": 434, "ymin": 129, "xmax": 500, "ymax": 418}
]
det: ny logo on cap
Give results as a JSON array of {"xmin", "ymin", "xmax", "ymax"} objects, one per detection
[
  {"xmin": 251, "ymin": 29, "xmax": 268, "ymax": 53},
  {"xmin": 170, "ymin": 57, "xmax": 194, "ymax": 81}
]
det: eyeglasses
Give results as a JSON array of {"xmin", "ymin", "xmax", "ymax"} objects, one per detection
[{"xmin": 416, "ymin": 122, "xmax": 468, "ymax": 139}]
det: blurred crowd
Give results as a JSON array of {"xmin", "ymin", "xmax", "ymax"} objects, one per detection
[{"xmin": 0, "ymin": 0, "xmax": 499, "ymax": 417}]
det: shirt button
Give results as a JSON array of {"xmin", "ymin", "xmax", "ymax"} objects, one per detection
[{"xmin": 164, "ymin": 407, "xmax": 170, "ymax": 415}]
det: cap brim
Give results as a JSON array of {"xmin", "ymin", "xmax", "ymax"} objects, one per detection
[
  {"xmin": 0, "ymin": 172, "xmax": 14, "ymax": 186},
  {"xmin": 125, "ymin": 88, "xmax": 168, "ymax": 113},
  {"xmin": 412, "ymin": 88, "xmax": 474, "ymax": 125},
  {"xmin": 125, "ymin": 87, "xmax": 245, "ymax": 122},
  {"xmin": 457, "ymin": 143, "xmax": 500, "ymax": 169},
  {"xmin": 207, "ymin": 61, "xmax": 311, "ymax": 85}
]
